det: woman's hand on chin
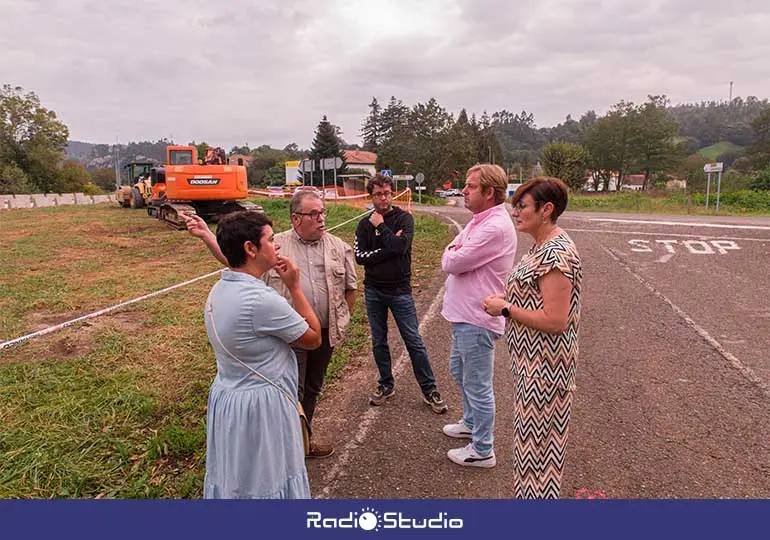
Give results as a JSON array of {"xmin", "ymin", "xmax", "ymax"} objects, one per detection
[{"xmin": 275, "ymin": 255, "xmax": 300, "ymax": 289}]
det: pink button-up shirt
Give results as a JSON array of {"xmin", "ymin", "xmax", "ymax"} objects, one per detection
[{"xmin": 441, "ymin": 203, "xmax": 517, "ymax": 335}]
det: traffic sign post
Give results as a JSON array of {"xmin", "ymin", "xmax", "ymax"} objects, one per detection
[
  {"xmin": 703, "ymin": 162, "xmax": 724, "ymax": 210},
  {"xmin": 318, "ymin": 157, "xmax": 343, "ymax": 199},
  {"xmin": 393, "ymin": 174, "xmax": 413, "ymax": 195},
  {"xmin": 299, "ymin": 159, "xmax": 315, "ymax": 186},
  {"xmin": 415, "ymin": 173, "xmax": 425, "ymax": 205}
]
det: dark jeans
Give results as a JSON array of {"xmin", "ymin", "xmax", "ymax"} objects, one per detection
[
  {"xmin": 294, "ymin": 328, "xmax": 333, "ymax": 437},
  {"xmin": 364, "ymin": 287, "xmax": 436, "ymax": 394}
]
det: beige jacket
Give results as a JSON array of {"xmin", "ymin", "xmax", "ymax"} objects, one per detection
[{"xmin": 264, "ymin": 229, "xmax": 357, "ymax": 348}]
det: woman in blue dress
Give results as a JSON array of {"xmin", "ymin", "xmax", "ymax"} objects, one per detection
[{"xmin": 202, "ymin": 211, "xmax": 322, "ymax": 499}]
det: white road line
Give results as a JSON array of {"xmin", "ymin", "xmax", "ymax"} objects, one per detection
[
  {"xmin": 603, "ymin": 246, "xmax": 770, "ymax": 401},
  {"xmin": 588, "ymin": 218, "xmax": 770, "ymax": 231},
  {"xmin": 564, "ymin": 227, "xmax": 770, "ymax": 242},
  {"xmin": 317, "ymin": 219, "xmax": 462, "ymax": 499},
  {"xmin": 318, "ymin": 285, "xmax": 447, "ymax": 499}
]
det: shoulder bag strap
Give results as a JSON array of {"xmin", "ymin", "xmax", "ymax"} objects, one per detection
[{"xmin": 205, "ymin": 302, "xmax": 297, "ymax": 406}]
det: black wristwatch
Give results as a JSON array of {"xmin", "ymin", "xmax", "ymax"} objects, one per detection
[{"xmin": 501, "ymin": 304, "xmax": 510, "ymax": 318}]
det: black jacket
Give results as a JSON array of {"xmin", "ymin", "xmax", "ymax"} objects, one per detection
[{"xmin": 354, "ymin": 206, "xmax": 414, "ymax": 294}]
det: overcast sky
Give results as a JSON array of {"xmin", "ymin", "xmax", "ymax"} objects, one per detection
[{"xmin": 2, "ymin": 0, "xmax": 768, "ymax": 149}]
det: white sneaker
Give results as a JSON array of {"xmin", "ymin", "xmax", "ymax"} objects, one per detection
[
  {"xmin": 447, "ymin": 443, "xmax": 496, "ymax": 468},
  {"xmin": 442, "ymin": 419, "xmax": 472, "ymax": 439}
]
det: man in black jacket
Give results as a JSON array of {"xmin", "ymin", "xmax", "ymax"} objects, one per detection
[{"xmin": 354, "ymin": 173, "xmax": 447, "ymax": 414}]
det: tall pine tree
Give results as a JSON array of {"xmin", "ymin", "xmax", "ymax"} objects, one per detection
[
  {"xmin": 361, "ymin": 97, "xmax": 381, "ymax": 152},
  {"xmin": 309, "ymin": 115, "xmax": 347, "ymax": 187}
]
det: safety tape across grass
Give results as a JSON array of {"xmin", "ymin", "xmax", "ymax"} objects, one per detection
[{"xmin": 0, "ymin": 190, "xmax": 413, "ymax": 351}]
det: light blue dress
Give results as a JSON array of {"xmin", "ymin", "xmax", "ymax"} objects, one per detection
[{"xmin": 203, "ymin": 269, "xmax": 310, "ymax": 499}]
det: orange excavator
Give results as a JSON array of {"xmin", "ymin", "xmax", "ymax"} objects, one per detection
[{"xmin": 146, "ymin": 145, "xmax": 261, "ymax": 229}]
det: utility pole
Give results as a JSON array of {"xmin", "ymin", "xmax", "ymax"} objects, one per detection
[
  {"xmin": 729, "ymin": 81, "xmax": 733, "ymax": 102},
  {"xmin": 114, "ymin": 136, "xmax": 120, "ymax": 189}
]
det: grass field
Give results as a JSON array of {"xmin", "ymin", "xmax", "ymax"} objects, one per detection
[
  {"xmin": 696, "ymin": 141, "xmax": 744, "ymax": 161},
  {"xmin": 0, "ymin": 199, "xmax": 453, "ymax": 498},
  {"xmin": 569, "ymin": 190, "xmax": 770, "ymax": 216}
]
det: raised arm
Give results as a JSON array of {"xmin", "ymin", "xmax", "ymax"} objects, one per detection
[
  {"xmin": 183, "ymin": 213, "xmax": 228, "ymax": 266},
  {"xmin": 354, "ymin": 217, "xmax": 391, "ymax": 266}
]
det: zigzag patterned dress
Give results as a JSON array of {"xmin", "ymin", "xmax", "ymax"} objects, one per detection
[{"xmin": 504, "ymin": 232, "xmax": 582, "ymax": 498}]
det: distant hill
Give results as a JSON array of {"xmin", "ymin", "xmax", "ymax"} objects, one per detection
[
  {"xmin": 65, "ymin": 140, "xmax": 168, "ymax": 169},
  {"xmin": 66, "ymin": 140, "xmax": 97, "ymax": 162}
]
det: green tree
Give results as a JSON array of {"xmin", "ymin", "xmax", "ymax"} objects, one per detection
[
  {"xmin": 91, "ymin": 167, "xmax": 117, "ymax": 192},
  {"xmin": 263, "ymin": 162, "xmax": 286, "ymax": 186},
  {"xmin": 540, "ymin": 141, "xmax": 588, "ymax": 190},
  {"xmin": 748, "ymin": 168, "xmax": 770, "ymax": 190},
  {"xmin": 246, "ymin": 145, "xmax": 290, "ymax": 187},
  {"xmin": 631, "ymin": 95, "xmax": 680, "ymax": 189},
  {"xmin": 676, "ymin": 154, "xmax": 709, "ymax": 193},
  {"xmin": 190, "ymin": 141, "xmax": 210, "ymax": 162},
  {"xmin": 583, "ymin": 101, "xmax": 637, "ymax": 190},
  {"xmin": 0, "ymin": 162, "xmax": 32, "ymax": 194},
  {"xmin": 282, "ymin": 143, "xmax": 303, "ymax": 159},
  {"xmin": 746, "ymin": 107, "xmax": 770, "ymax": 170},
  {"xmin": 230, "ymin": 145, "xmax": 251, "ymax": 155},
  {"xmin": 474, "ymin": 111, "xmax": 504, "ymax": 165},
  {"xmin": 361, "ymin": 97, "xmax": 382, "ymax": 152},
  {"xmin": 58, "ymin": 160, "xmax": 92, "ymax": 193},
  {"xmin": 309, "ymin": 115, "xmax": 347, "ymax": 186},
  {"xmin": 0, "ymin": 84, "xmax": 69, "ymax": 192},
  {"xmin": 445, "ymin": 108, "xmax": 477, "ymax": 176}
]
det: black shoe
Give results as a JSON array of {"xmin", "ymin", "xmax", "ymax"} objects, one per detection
[
  {"xmin": 369, "ymin": 384, "xmax": 395, "ymax": 406},
  {"xmin": 422, "ymin": 389, "xmax": 448, "ymax": 414}
]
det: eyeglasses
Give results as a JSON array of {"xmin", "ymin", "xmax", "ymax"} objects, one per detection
[
  {"xmin": 294, "ymin": 208, "xmax": 327, "ymax": 219},
  {"xmin": 372, "ymin": 191, "xmax": 393, "ymax": 199}
]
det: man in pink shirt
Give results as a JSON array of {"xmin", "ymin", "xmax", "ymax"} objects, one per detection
[{"xmin": 441, "ymin": 164, "xmax": 517, "ymax": 468}]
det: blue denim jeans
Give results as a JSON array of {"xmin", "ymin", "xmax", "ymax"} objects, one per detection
[
  {"xmin": 364, "ymin": 287, "xmax": 437, "ymax": 393},
  {"xmin": 449, "ymin": 322, "xmax": 499, "ymax": 456}
]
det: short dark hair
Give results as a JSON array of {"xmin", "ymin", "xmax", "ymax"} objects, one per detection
[
  {"xmin": 215, "ymin": 211, "xmax": 273, "ymax": 268},
  {"xmin": 511, "ymin": 177, "xmax": 569, "ymax": 222},
  {"xmin": 367, "ymin": 173, "xmax": 395, "ymax": 195}
]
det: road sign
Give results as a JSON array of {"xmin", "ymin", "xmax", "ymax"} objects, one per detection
[
  {"xmin": 380, "ymin": 169, "xmax": 392, "ymax": 177},
  {"xmin": 321, "ymin": 157, "xmax": 343, "ymax": 170},
  {"xmin": 415, "ymin": 173, "xmax": 425, "ymax": 185},
  {"xmin": 414, "ymin": 186, "xmax": 426, "ymax": 191},
  {"xmin": 298, "ymin": 159, "xmax": 315, "ymax": 173},
  {"xmin": 703, "ymin": 162, "xmax": 724, "ymax": 173},
  {"xmin": 393, "ymin": 174, "xmax": 413, "ymax": 181}
]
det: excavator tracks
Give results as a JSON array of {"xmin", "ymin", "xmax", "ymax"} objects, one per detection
[{"xmin": 148, "ymin": 200, "xmax": 264, "ymax": 230}]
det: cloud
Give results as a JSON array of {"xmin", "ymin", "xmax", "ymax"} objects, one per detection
[{"xmin": 1, "ymin": 0, "xmax": 768, "ymax": 148}]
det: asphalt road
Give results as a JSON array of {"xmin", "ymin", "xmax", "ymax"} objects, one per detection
[{"xmin": 306, "ymin": 205, "xmax": 770, "ymax": 498}]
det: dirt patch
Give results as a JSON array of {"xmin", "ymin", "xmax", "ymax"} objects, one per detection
[{"xmin": 26, "ymin": 310, "xmax": 148, "ymax": 341}]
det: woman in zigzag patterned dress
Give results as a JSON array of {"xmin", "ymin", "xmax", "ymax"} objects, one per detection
[{"xmin": 483, "ymin": 176, "xmax": 582, "ymax": 499}]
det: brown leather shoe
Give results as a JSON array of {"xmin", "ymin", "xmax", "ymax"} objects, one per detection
[{"xmin": 307, "ymin": 441, "xmax": 334, "ymax": 459}]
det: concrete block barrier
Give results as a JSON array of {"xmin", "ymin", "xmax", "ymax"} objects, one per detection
[
  {"xmin": 31, "ymin": 194, "xmax": 58, "ymax": 208},
  {"xmin": 8, "ymin": 196, "xmax": 32, "ymax": 209},
  {"xmin": 1, "ymin": 191, "xmax": 121, "ymax": 210},
  {"xmin": 56, "ymin": 193, "xmax": 76, "ymax": 205},
  {"xmin": 0, "ymin": 195, "xmax": 15, "ymax": 209}
]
